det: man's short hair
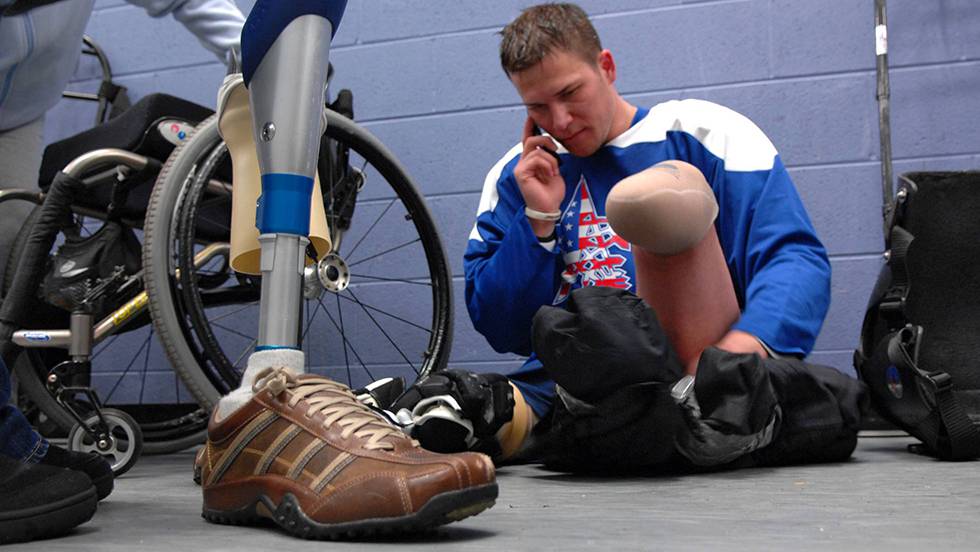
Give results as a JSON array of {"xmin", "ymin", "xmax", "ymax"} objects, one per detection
[{"xmin": 499, "ymin": 3, "xmax": 602, "ymax": 75}]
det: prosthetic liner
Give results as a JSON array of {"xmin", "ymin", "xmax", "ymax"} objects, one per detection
[{"xmin": 605, "ymin": 160, "xmax": 740, "ymax": 371}]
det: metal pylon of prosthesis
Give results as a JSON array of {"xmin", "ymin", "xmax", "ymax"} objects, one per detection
[{"xmin": 242, "ymin": 3, "xmax": 343, "ymax": 350}]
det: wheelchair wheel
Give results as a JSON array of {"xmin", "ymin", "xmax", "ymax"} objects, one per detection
[
  {"xmin": 3, "ymin": 203, "xmax": 208, "ymax": 455},
  {"xmin": 67, "ymin": 407, "xmax": 142, "ymax": 477},
  {"xmin": 143, "ymin": 111, "xmax": 453, "ymax": 409}
]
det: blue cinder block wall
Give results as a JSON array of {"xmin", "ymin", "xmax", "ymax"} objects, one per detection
[{"xmin": 46, "ymin": 0, "xmax": 980, "ymax": 396}]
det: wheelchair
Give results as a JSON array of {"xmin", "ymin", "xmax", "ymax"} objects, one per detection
[
  {"xmin": 1, "ymin": 92, "xmax": 214, "ymax": 474},
  {"xmin": 0, "ymin": 67, "xmax": 453, "ymax": 475}
]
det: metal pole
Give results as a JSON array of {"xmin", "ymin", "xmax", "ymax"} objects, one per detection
[{"xmin": 875, "ymin": 0, "xmax": 895, "ymax": 244}]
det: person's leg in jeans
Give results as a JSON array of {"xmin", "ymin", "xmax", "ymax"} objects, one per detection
[
  {"xmin": 0, "ymin": 363, "xmax": 97, "ymax": 544},
  {"xmin": 0, "ymin": 356, "xmax": 48, "ymax": 462},
  {"xmin": 0, "ymin": 117, "xmax": 49, "ymax": 461}
]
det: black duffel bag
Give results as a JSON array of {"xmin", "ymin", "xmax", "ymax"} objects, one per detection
[
  {"xmin": 532, "ymin": 286, "xmax": 866, "ymax": 472},
  {"xmin": 855, "ymin": 171, "xmax": 980, "ymax": 461}
]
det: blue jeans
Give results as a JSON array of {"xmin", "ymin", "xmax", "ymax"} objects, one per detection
[{"xmin": 0, "ymin": 356, "xmax": 47, "ymax": 462}]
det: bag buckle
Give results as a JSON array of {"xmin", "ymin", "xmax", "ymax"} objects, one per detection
[
  {"xmin": 878, "ymin": 290, "xmax": 906, "ymax": 320},
  {"xmin": 923, "ymin": 370, "xmax": 953, "ymax": 393},
  {"xmin": 897, "ymin": 324, "xmax": 923, "ymax": 366}
]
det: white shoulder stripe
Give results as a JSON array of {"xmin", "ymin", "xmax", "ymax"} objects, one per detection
[
  {"xmin": 608, "ymin": 99, "xmax": 777, "ymax": 172},
  {"xmin": 468, "ymin": 142, "xmax": 524, "ymax": 242}
]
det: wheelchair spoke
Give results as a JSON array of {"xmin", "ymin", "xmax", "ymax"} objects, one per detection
[
  {"xmin": 104, "ymin": 330, "xmax": 153, "ymax": 404},
  {"xmin": 197, "ymin": 194, "xmax": 231, "ymax": 210},
  {"xmin": 91, "ymin": 334, "xmax": 120, "ymax": 361},
  {"xmin": 335, "ymin": 292, "xmax": 432, "ymax": 333},
  {"xmin": 319, "ymin": 296, "xmax": 375, "ymax": 384},
  {"xmin": 344, "ymin": 197, "xmax": 396, "ymax": 261},
  {"xmin": 346, "ymin": 238, "xmax": 422, "ymax": 269},
  {"xmin": 345, "ymin": 287, "xmax": 417, "ymax": 373},
  {"xmin": 138, "ymin": 328, "xmax": 154, "ymax": 404},
  {"xmin": 335, "ymin": 293, "xmax": 352, "ymax": 386},
  {"xmin": 347, "ymin": 273, "xmax": 432, "ymax": 286},
  {"xmin": 194, "ymin": 213, "xmax": 231, "ymax": 232},
  {"xmin": 230, "ymin": 339, "xmax": 255, "ymax": 373},
  {"xmin": 301, "ymin": 296, "xmax": 325, "ymax": 343},
  {"xmin": 209, "ymin": 321, "xmax": 257, "ymax": 342},
  {"xmin": 205, "ymin": 301, "xmax": 259, "ymax": 324}
]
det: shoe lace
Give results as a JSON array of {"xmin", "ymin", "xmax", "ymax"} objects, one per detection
[{"xmin": 253, "ymin": 367, "xmax": 409, "ymax": 451}]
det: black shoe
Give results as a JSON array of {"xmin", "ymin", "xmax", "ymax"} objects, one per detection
[
  {"xmin": 0, "ymin": 455, "xmax": 97, "ymax": 544},
  {"xmin": 39, "ymin": 445, "xmax": 114, "ymax": 500}
]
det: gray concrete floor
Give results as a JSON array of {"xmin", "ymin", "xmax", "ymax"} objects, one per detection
[{"xmin": 5, "ymin": 436, "xmax": 978, "ymax": 551}]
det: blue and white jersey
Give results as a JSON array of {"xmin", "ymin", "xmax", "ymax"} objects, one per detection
[{"xmin": 464, "ymin": 99, "xmax": 831, "ymax": 415}]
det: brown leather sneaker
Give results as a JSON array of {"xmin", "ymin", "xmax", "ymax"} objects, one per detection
[
  {"xmin": 193, "ymin": 446, "xmax": 204, "ymax": 485},
  {"xmin": 199, "ymin": 367, "xmax": 497, "ymax": 539}
]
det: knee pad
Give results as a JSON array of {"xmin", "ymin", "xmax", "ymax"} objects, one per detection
[{"xmin": 605, "ymin": 160, "xmax": 718, "ymax": 255}]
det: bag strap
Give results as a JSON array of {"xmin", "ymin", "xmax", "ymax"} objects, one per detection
[
  {"xmin": 888, "ymin": 326, "xmax": 980, "ymax": 461},
  {"xmin": 877, "ymin": 225, "xmax": 914, "ymax": 326}
]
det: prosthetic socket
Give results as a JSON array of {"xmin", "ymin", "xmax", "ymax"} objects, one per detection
[{"xmin": 217, "ymin": 73, "xmax": 331, "ymax": 275}]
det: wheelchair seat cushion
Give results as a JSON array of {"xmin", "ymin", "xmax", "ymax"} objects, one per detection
[{"xmin": 38, "ymin": 93, "xmax": 213, "ymax": 189}]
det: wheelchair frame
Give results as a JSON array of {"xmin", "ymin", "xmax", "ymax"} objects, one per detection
[{"xmin": 0, "ymin": 148, "xmax": 230, "ymax": 474}]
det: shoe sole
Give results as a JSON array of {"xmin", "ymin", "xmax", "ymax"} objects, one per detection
[
  {"xmin": 202, "ymin": 482, "xmax": 498, "ymax": 539},
  {"xmin": 0, "ymin": 486, "xmax": 97, "ymax": 544},
  {"xmin": 91, "ymin": 470, "xmax": 114, "ymax": 501}
]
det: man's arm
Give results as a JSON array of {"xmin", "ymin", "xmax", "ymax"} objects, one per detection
[
  {"xmin": 127, "ymin": 0, "xmax": 245, "ymax": 63},
  {"xmin": 723, "ymin": 156, "xmax": 831, "ymax": 357},
  {"xmin": 464, "ymin": 149, "xmax": 564, "ymax": 356},
  {"xmin": 653, "ymin": 99, "xmax": 829, "ymax": 359}
]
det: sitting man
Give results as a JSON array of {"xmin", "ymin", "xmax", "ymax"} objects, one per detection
[{"xmin": 393, "ymin": 2, "xmax": 864, "ymax": 470}]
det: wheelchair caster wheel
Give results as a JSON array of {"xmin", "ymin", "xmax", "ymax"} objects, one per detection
[{"xmin": 68, "ymin": 408, "xmax": 143, "ymax": 477}]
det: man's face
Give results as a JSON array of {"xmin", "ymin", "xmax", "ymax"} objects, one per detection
[{"xmin": 510, "ymin": 48, "xmax": 619, "ymax": 157}]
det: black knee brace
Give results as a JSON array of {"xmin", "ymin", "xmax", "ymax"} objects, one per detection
[{"xmin": 392, "ymin": 369, "xmax": 515, "ymax": 438}]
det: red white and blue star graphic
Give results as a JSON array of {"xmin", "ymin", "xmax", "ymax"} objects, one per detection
[{"xmin": 553, "ymin": 175, "xmax": 632, "ymax": 304}]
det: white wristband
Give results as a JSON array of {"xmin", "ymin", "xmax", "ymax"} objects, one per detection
[{"xmin": 525, "ymin": 206, "xmax": 562, "ymax": 221}]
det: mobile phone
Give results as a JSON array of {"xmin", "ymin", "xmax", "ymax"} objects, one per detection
[{"xmin": 531, "ymin": 124, "xmax": 563, "ymax": 166}]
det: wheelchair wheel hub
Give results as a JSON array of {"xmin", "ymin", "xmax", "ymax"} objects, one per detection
[{"xmin": 310, "ymin": 253, "xmax": 350, "ymax": 295}]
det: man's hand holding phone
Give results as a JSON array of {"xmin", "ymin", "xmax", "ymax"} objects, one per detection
[{"xmin": 515, "ymin": 117, "xmax": 565, "ymax": 238}]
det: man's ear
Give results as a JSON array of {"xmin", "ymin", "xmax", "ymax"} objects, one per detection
[{"xmin": 597, "ymin": 49, "xmax": 616, "ymax": 84}]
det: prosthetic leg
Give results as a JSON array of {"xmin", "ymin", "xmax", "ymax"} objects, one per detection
[
  {"xmin": 605, "ymin": 160, "xmax": 741, "ymax": 373},
  {"xmin": 214, "ymin": 1, "xmax": 345, "ymax": 419}
]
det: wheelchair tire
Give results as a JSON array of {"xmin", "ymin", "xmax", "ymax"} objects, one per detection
[
  {"xmin": 68, "ymin": 408, "xmax": 143, "ymax": 477},
  {"xmin": 143, "ymin": 112, "xmax": 453, "ymax": 409}
]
